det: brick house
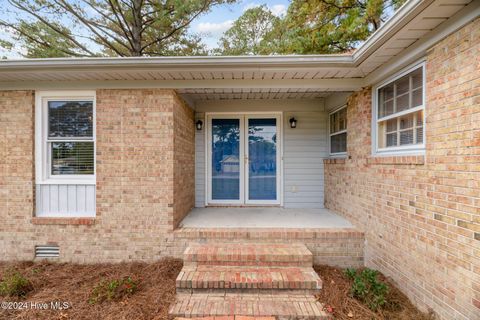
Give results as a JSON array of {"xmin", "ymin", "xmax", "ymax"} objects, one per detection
[{"xmin": 0, "ymin": 0, "xmax": 479, "ymax": 319}]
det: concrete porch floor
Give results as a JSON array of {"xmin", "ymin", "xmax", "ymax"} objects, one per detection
[{"xmin": 179, "ymin": 207, "xmax": 354, "ymax": 228}]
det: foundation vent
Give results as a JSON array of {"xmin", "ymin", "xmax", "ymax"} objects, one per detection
[{"xmin": 35, "ymin": 245, "xmax": 59, "ymax": 258}]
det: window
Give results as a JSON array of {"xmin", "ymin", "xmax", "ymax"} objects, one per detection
[
  {"xmin": 35, "ymin": 91, "xmax": 96, "ymax": 218},
  {"xmin": 48, "ymin": 101, "xmax": 94, "ymax": 176},
  {"xmin": 36, "ymin": 91, "xmax": 96, "ymax": 184},
  {"xmin": 374, "ymin": 63, "xmax": 425, "ymax": 154},
  {"xmin": 329, "ymin": 106, "xmax": 347, "ymax": 155}
]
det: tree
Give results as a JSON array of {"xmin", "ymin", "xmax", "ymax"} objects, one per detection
[
  {"xmin": 274, "ymin": 0, "xmax": 408, "ymax": 54},
  {"xmin": 0, "ymin": 0, "xmax": 235, "ymax": 57},
  {"xmin": 216, "ymin": 5, "xmax": 280, "ymax": 55},
  {"xmin": 217, "ymin": 0, "xmax": 408, "ymax": 55}
]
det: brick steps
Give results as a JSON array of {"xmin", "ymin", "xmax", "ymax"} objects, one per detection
[
  {"xmin": 169, "ymin": 293, "xmax": 329, "ymax": 319},
  {"xmin": 184, "ymin": 243, "xmax": 312, "ymax": 267},
  {"xmin": 170, "ymin": 243, "xmax": 328, "ymax": 319},
  {"xmin": 175, "ymin": 317, "xmax": 275, "ymax": 320},
  {"xmin": 177, "ymin": 266, "xmax": 321, "ymax": 293}
]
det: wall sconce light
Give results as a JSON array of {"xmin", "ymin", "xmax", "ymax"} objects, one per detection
[
  {"xmin": 196, "ymin": 120, "xmax": 203, "ymax": 131},
  {"xmin": 289, "ymin": 117, "xmax": 297, "ymax": 128}
]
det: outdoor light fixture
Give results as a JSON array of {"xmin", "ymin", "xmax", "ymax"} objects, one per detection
[
  {"xmin": 289, "ymin": 117, "xmax": 297, "ymax": 128},
  {"xmin": 196, "ymin": 120, "xmax": 203, "ymax": 130}
]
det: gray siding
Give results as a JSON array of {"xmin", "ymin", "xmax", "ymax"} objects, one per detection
[
  {"xmin": 283, "ymin": 111, "xmax": 327, "ymax": 208},
  {"xmin": 195, "ymin": 113, "xmax": 206, "ymax": 207},
  {"xmin": 194, "ymin": 99, "xmax": 327, "ymax": 208}
]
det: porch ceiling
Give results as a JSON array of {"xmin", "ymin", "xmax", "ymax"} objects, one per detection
[{"xmin": 177, "ymin": 88, "xmax": 331, "ymax": 101}]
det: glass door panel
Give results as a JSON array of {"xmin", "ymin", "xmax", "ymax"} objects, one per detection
[
  {"xmin": 247, "ymin": 118, "xmax": 278, "ymax": 202},
  {"xmin": 211, "ymin": 118, "xmax": 241, "ymax": 200}
]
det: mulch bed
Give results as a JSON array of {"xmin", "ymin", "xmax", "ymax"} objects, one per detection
[
  {"xmin": 314, "ymin": 265, "xmax": 436, "ymax": 320},
  {"xmin": 0, "ymin": 258, "xmax": 182, "ymax": 320},
  {"xmin": 0, "ymin": 260, "xmax": 434, "ymax": 320}
]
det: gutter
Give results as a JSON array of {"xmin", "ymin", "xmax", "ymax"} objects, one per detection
[{"xmin": 0, "ymin": 0, "xmax": 430, "ymax": 72}]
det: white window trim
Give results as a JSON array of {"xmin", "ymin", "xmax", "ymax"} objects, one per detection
[
  {"xmin": 35, "ymin": 90, "xmax": 96, "ymax": 185},
  {"xmin": 328, "ymin": 105, "xmax": 348, "ymax": 157},
  {"xmin": 372, "ymin": 61, "xmax": 426, "ymax": 156}
]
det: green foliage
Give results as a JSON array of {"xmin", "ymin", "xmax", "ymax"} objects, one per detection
[
  {"xmin": 216, "ymin": 5, "xmax": 280, "ymax": 55},
  {"xmin": 344, "ymin": 268, "xmax": 389, "ymax": 311},
  {"xmin": 0, "ymin": 0, "xmax": 235, "ymax": 57},
  {"xmin": 0, "ymin": 269, "xmax": 33, "ymax": 297},
  {"xmin": 88, "ymin": 277, "xmax": 138, "ymax": 304},
  {"xmin": 219, "ymin": 0, "xmax": 408, "ymax": 55}
]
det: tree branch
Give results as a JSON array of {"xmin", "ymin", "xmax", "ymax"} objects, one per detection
[{"xmin": 7, "ymin": 0, "xmax": 97, "ymax": 56}]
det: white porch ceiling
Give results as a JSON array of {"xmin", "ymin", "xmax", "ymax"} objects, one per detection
[{"xmin": 177, "ymin": 88, "xmax": 331, "ymax": 100}]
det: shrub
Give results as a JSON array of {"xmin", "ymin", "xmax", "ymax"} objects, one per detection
[
  {"xmin": 0, "ymin": 269, "xmax": 33, "ymax": 297},
  {"xmin": 344, "ymin": 268, "xmax": 388, "ymax": 311},
  {"xmin": 88, "ymin": 276, "xmax": 138, "ymax": 304}
]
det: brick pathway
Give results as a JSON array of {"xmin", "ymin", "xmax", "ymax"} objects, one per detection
[{"xmin": 169, "ymin": 243, "xmax": 329, "ymax": 319}]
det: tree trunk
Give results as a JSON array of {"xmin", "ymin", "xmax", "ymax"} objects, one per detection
[{"xmin": 131, "ymin": 0, "xmax": 144, "ymax": 56}]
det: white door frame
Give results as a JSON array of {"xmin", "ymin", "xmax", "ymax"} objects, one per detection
[
  {"xmin": 205, "ymin": 112, "xmax": 283, "ymax": 206},
  {"xmin": 244, "ymin": 114, "xmax": 281, "ymax": 205},
  {"xmin": 206, "ymin": 114, "xmax": 245, "ymax": 205}
]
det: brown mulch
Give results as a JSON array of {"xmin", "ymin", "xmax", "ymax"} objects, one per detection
[
  {"xmin": 0, "ymin": 258, "xmax": 182, "ymax": 320},
  {"xmin": 314, "ymin": 265, "xmax": 437, "ymax": 320},
  {"xmin": 0, "ymin": 260, "xmax": 436, "ymax": 320}
]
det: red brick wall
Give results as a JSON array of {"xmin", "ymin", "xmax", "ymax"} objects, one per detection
[
  {"xmin": 0, "ymin": 89, "xmax": 195, "ymax": 262},
  {"xmin": 173, "ymin": 93, "xmax": 195, "ymax": 228},
  {"xmin": 324, "ymin": 19, "xmax": 480, "ymax": 320}
]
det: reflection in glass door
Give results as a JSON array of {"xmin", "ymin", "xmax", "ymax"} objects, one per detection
[
  {"xmin": 208, "ymin": 114, "xmax": 280, "ymax": 205},
  {"xmin": 211, "ymin": 118, "xmax": 241, "ymax": 201},
  {"xmin": 246, "ymin": 118, "xmax": 278, "ymax": 203}
]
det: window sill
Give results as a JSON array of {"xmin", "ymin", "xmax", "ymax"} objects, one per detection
[
  {"xmin": 324, "ymin": 158, "xmax": 346, "ymax": 164},
  {"xmin": 31, "ymin": 217, "xmax": 96, "ymax": 226},
  {"xmin": 367, "ymin": 155, "xmax": 425, "ymax": 165}
]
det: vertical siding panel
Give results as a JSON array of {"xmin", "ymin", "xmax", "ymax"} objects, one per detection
[
  {"xmin": 67, "ymin": 185, "xmax": 77, "ymax": 213},
  {"xmin": 85, "ymin": 185, "xmax": 95, "ymax": 214},
  {"xmin": 35, "ymin": 184, "xmax": 96, "ymax": 217},
  {"xmin": 36, "ymin": 185, "xmax": 42, "ymax": 216},
  {"xmin": 42, "ymin": 185, "xmax": 50, "ymax": 215},
  {"xmin": 49, "ymin": 184, "xmax": 59, "ymax": 214},
  {"xmin": 58, "ymin": 185, "xmax": 69, "ymax": 214},
  {"xmin": 76, "ymin": 185, "xmax": 86, "ymax": 214}
]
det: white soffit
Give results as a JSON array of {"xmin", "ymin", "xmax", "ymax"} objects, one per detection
[
  {"xmin": 177, "ymin": 88, "xmax": 331, "ymax": 100},
  {"xmin": 0, "ymin": 0, "xmax": 477, "ymax": 92}
]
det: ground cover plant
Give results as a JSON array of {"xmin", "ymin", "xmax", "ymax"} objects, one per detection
[
  {"xmin": 0, "ymin": 258, "xmax": 182, "ymax": 320},
  {"xmin": 315, "ymin": 265, "xmax": 437, "ymax": 320},
  {"xmin": 0, "ymin": 259, "xmax": 434, "ymax": 320}
]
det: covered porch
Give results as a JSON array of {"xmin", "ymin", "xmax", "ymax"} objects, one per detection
[
  {"xmin": 173, "ymin": 206, "xmax": 364, "ymax": 268},
  {"xmin": 179, "ymin": 207, "xmax": 354, "ymax": 229}
]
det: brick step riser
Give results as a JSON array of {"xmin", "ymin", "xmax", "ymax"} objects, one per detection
[
  {"xmin": 184, "ymin": 261, "xmax": 313, "ymax": 267},
  {"xmin": 169, "ymin": 295, "xmax": 329, "ymax": 320},
  {"xmin": 171, "ymin": 313, "xmax": 321, "ymax": 320},
  {"xmin": 177, "ymin": 288, "xmax": 321, "ymax": 295},
  {"xmin": 176, "ymin": 280, "xmax": 321, "ymax": 291}
]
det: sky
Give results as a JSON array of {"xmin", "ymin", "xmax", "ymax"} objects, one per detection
[
  {"xmin": 192, "ymin": 0, "xmax": 290, "ymax": 50},
  {"xmin": 0, "ymin": 0, "xmax": 291, "ymax": 58}
]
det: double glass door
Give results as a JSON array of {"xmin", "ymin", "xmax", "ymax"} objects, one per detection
[{"xmin": 207, "ymin": 114, "xmax": 280, "ymax": 205}]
